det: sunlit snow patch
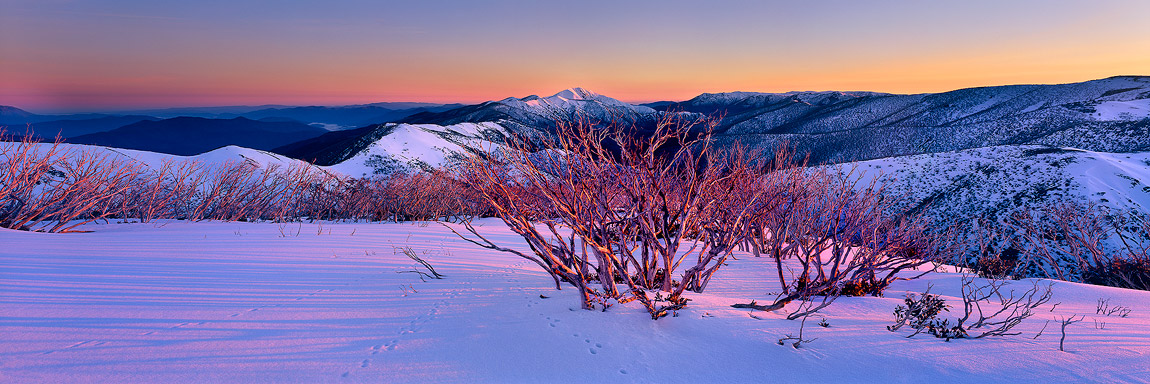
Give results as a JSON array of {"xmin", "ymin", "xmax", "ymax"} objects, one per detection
[{"xmin": 1093, "ymin": 99, "xmax": 1150, "ymax": 120}]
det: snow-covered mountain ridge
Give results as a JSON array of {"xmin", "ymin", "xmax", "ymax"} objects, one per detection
[
  {"xmin": 13, "ymin": 77, "xmax": 1150, "ymax": 223},
  {"xmin": 843, "ymin": 145, "xmax": 1150, "ymax": 224},
  {"xmin": 690, "ymin": 76, "xmax": 1150, "ymax": 163},
  {"xmin": 285, "ymin": 77, "xmax": 1150, "ymax": 171}
]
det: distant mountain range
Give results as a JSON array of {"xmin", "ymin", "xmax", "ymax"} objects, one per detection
[
  {"xmin": 5, "ymin": 76, "xmax": 1150, "ymax": 222},
  {"xmin": 0, "ymin": 102, "xmax": 465, "ymax": 141},
  {"xmin": 277, "ymin": 88, "xmax": 658, "ymax": 166},
  {"xmin": 685, "ymin": 76, "xmax": 1150, "ymax": 164},
  {"xmin": 112, "ymin": 102, "xmax": 458, "ymax": 118},
  {"xmin": 280, "ymin": 77, "xmax": 1149, "ymax": 166},
  {"xmin": 269, "ymin": 76, "xmax": 1150, "ymax": 225},
  {"xmin": 68, "ymin": 117, "xmax": 329, "ymax": 156},
  {"xmin": 0, "ymin": 102, "xmax": 467, "ymax": 155}
]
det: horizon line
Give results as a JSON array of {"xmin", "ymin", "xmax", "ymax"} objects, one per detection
[{"xmin": 6, "ymin": 74, "xmax": 1147, "ymax": 115}]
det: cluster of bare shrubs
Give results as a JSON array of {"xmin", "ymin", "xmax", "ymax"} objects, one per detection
[
  {"xmin": 452, "ymin": 116, "xmax": 752, "ymax": 317},
  {"xmin": 295, "ymin": 171, "xmax": 489, "ymax": 223},
  {"xmin": 1, "ymin": 131, "xmax": 484, "ymax": 232},
  {"xmin": 2, "ymin": 136, "xmax": 144, "ymax": 232},
  {"xmin": 969, "ymin": 201, "xmax": 1150, "ymax": 291},
  {"xmin": 451, "ymin": 116, "xmax": 957, "ymax": 318},
  {"xmin": 740, "ymin": 162, "xmax": 961, "ymax": 319}
]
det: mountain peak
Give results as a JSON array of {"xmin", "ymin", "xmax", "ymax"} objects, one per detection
[
  {"xmin": 550, "ymin": 88, "xmax": 599, "ymax": 101},
  {"xmin": 0, "ymin": 105, "xmax": 35, "ymax": 118}
]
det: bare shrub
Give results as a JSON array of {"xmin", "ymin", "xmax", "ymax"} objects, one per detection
[
  {"xmin": 1010, "ymin": 202, "xmax": 1111, "ymax": 281},
  {"xmin": 395, "ymin": 246, "xmax": 444, "ymax": 281},
  {"xmin": 954, "ymin": 274, "xmax": 1053, "ymax": 338},
  {"xmin": 115, "ymin": 160, "xmax": 204, "ymax": 223},
  {"xmin": 738, "ymin": 164, "xmax": 959, "ymax": 319},
  {"xmin": 187, "ymin": 160, "xmax": 301, "ymax": 222},
  {"xmin": 1083, "ymin": 258, "xmax": 1150, "ymax": 291},
  {"xmin": 37, "ymin": 150, "xmax": 143, "ymax": 232},
  {"xmin": 1, "ymin": 132, "xmax": 147, "ymax": 232},
  {"xmin": 777, "ymin": 299, "xmax": 823, "ymax": 348},
  {"xmin": 1, "ymin": 131, "xmax": 67, "ymax": 230},
  {"xmin": 890, "ymin": 275, "xmax": 1053, "ymax": 340},
  {"xmin": 887, "ymin": 285, "xmax": 951, "ymax": 338},
  {"xmin": 1095, "ymin": 298, "xmax": 1132, "ymax": 318},
  {"xmin": 1010, "ymin": 202, "xmax": 1150, "ymax": 290},
  {"xmin": 1058, "ymin": 314, "xmax": 1085, "ymax": 352},
  {"xmin": 1087, "ymin": 211, "xmax": 1150, "ymax": 290},
  {"xmin": 320, "ymin": 170, "xmax": 489, "ymax": 223},
  {"xmin": 973, "ymin": 253, "xmax": 1021, "ymax": 280},
  {"xmin": 966, "ymin": 218, "xmax": 1022, "ymax": 279},
  {"xmin": 453, "ymin": 115, "xmax": 763, "ymax": 318}
]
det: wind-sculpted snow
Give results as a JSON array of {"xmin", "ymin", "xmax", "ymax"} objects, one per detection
[{"xmin": 1, "ymin": 220, "xmax": 1148, "ymax": 382}]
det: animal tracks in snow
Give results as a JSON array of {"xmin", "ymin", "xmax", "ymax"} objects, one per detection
[
  {"xmin": 544, "ymin": 314, "xmax": 608, "ymax": 356},
  {"xmin": 345, "ymin": 287, "xmax": 456, "ymax": 378},
  {"xmin": 41, "ymin": 340, "xmax": 107, "ymax": 355}
]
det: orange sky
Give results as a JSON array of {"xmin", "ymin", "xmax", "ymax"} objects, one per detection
[{"xmin": 2, "ymin": 0, "xmax": 1149, "ymax": 112}]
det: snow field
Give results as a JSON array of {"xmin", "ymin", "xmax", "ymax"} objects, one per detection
[{"xmin": 2, "ymin": 220, "xmax": 1149, "ymax": 383}]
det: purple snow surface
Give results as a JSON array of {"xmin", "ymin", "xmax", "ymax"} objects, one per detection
[{"xmin": 1, "ymin": 220, "xmax": 1148, "ymax": 383}]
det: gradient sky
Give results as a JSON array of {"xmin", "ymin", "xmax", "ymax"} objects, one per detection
[{"xmin": 2, "ymin": 0, "xmax": 1149, "ymax": 113}]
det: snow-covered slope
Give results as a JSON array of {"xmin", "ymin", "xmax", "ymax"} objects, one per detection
[
  {"xmin": 5, "ymin": 134, "xmax": 490, "ymax": 180},
  {"xmin": 1, "ymin": 219, "xmax": 1147, "ymax": 382},
  {"xmin": 404, "ymin": 87, "xmax": 668, "ymax": 131},
  {"xmin": 681, "ymin": 90, "xmax": 890, "ymax": 110},
  {"xmin": 326, "ymin": 122, "xmax": 508, "ymax": 177},
  {"xmin": 844, "ymin": 145, "xmax": 1150, "ymax": 223},
  {"xmin": 0, "ymin": 142, "xmax": 318, "ymax": 173},
  {"xmin": 687, "ymin": 76, "xmax": 1150, "ymax": 163},
  {"xmin": 497, "ymin": 87, "xmax": 657, "ymax": 121},
  {"xmin": 285, "ymin": 77, "xmax": 1150, "ymax": 174},
  {"xmin": 1094, "ymin": 98, "xmax": 1150, "ymax": 120},
  {"xmin": 285, "ymin": 88, "xmax": 690, "ymax": 173}
]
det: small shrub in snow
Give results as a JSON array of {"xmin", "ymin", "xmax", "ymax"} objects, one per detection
[
  {"xmin": 1094, "ymin": 298, "xmax": 1132, "ymax": 318},
  {"xmin": 889, "ymin": 276, "xmax": 1053, "ymax": 340},
  {"xmin": 1058, "ymin": 314, "xmax": 1085, "ymax": 352},
  {"xmin": 887, "ymin": 286, "xmax": 965, "ymax": 339},
  {"xmin": 973, "ymin": 252, "xmax": 1021, "ymax": 280},
  {"xmin": 394, "ymin": 246, "xmax": 444, "ymax": 281}
]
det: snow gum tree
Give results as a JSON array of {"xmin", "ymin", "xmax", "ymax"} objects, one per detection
[{"xmin": 452, "ymin": 115, "xmax": 764, "ymax": 318}]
